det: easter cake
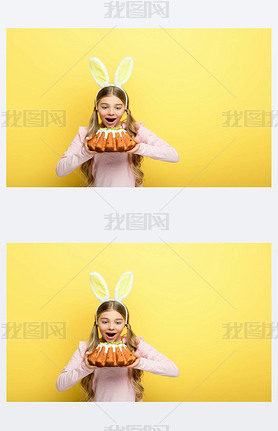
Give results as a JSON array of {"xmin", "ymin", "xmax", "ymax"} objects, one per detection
[
  {"xmin": 87, "ymin": 127, "xmax": 136, "ymax": 153},
  {"xmin": 87, "ymin": 342, "xmax": 136, "ymax": 367}
]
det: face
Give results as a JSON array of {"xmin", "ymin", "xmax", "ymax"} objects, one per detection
[
  {"xmin": 97, "ymin": 309, "xmax": 126, "ymax": 343},
  {"xmin": 97, "ymin": 95, "xmax": 126, "ymax": 128}
]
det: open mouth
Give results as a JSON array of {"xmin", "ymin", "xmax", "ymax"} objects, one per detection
[
  {"xmin": 105, "ymin": 118, "xmax": 116, "ymax": 124},
  {"xmin": 106, "ymin": 332, "xmax": 117, "ymax": 340}
]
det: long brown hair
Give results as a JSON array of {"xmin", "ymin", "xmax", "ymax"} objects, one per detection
[
  {"xmin": 80, "ymin": 86, "xmax": 144, "ymax": 187},
  {"xmin": 80, "ymin": 300, "xmax": 144, "ymax": 402}
]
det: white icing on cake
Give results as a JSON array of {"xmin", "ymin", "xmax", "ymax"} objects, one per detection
[
  {"xmin": 96, "ymin": 127, "xmax": 127, "ymax": 139},
  {"xmin": 96, "ymin": 342, "xmax": 127, "ymax": 353}
]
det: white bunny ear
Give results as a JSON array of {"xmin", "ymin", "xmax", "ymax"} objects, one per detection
[
  {"xmin": 90, "ymin": 272, "xmax": 110, "ymax": 302},
  {"xmin": 89, "ymin": 57, "xmax": 110, "ymax": 88},
  {"xmin": 114, "ymin": 57, "xmax": 133, "ymax": 87},
  {"xmin": 114, "ymin": 271, "xmax": 133, "ymax": 302}
]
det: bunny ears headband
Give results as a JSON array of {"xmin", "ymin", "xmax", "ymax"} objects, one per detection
[
  {"xmin": 90, "ymin": 271, "xmax": 133, "ymax": 323},
  {"xmin": 89, "ymin": 57, "xmax": 133, "ymax": 110}
]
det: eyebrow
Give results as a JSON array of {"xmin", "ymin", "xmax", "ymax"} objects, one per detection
[
  {"xmin": 101, "ymin": 317, "xmax": 123, "ymax": 321},
  {"xmin": 100, "ymin": 103, "xmax": 123, "ymax": 106}
]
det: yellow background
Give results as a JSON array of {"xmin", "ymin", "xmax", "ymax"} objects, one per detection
[
  {"xmin": 7, "ymin": 243, "xmax": 271, "ymax": 402},
  {"xmin": 6, "ymin": 29, "xmax": 271, "ymax": 187}
]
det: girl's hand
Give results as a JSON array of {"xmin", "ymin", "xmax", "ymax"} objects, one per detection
[
  {"xmin": 84, "ymin": 137, "xmax": 98, "ymax": 155},
  {"xmin": 126, "ymin": 353, "xmax": 141, "ymax": 369},
  {"xmin": 84, "ymin": 351, "xmax": 98, "ymax": 370},
  {"xmin": 127, "ymin": 142, "xmax": 140, "ymax": 154}
]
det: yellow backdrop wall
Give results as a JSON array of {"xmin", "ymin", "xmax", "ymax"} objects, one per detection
[
  {"xmin": 6, "ymin": 29, "xmax": 271, "ymax": 187},
  {"xmin": 7, "ymin": 243, "xmax": 271, "ymax": 402}
]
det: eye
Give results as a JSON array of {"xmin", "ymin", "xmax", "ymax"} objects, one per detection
[{"xmin": 116, "ymin": 321, "xmax": 122, "ymax": 325}]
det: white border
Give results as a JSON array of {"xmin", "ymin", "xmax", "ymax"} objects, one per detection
[{"xmin": 1, "ymin": 0, "xmax": 278, "ymax": 430}]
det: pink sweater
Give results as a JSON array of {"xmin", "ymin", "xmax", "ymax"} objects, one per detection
[
  {"xmin": 56, "ymin": 122, "xmax": 179, "ymax": 187},
  {"xmin": 56, "ymin": 336, "xmax": 179, "ymax": 402}
]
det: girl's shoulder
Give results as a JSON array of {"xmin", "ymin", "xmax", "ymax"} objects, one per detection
[
  {"xmin": 79, "ymin": 341, "xmax": 89, "ymax": 354},
  {"xmin": 78, "ymin": 126, "xmax": 89, "ymax": 141}
]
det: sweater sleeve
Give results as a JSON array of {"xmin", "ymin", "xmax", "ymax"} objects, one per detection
[
  {"xmin": 56, "ymin": 342, "xmax": 93, "ymax": 392},
  {"xmin": 135, "ymin": 337, "xmax": 179, "ymax": 377},
  {"xmin": 56, "ymin": 127, "xmax": 94, "ymax": 177},
  {"xmin": 134, "ymin": 123, "xmax": 179, "ymax": 163}
]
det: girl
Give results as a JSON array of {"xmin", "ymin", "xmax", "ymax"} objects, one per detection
[
  {"xmin": 56, "ymin": 272, "xmax": 179, "ymax": 402},
  {"xmin": 55, "ymin": 57, "xmax": 179, "ymax": 187}
]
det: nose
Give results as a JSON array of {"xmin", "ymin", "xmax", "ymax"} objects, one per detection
[
  {"xmin": 108, "ymin": 107, "xmax": 114, "ymax": 116},
  {"xmin": 108, "ymin": 322, "xmax": 115, "ymax": 330}
]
